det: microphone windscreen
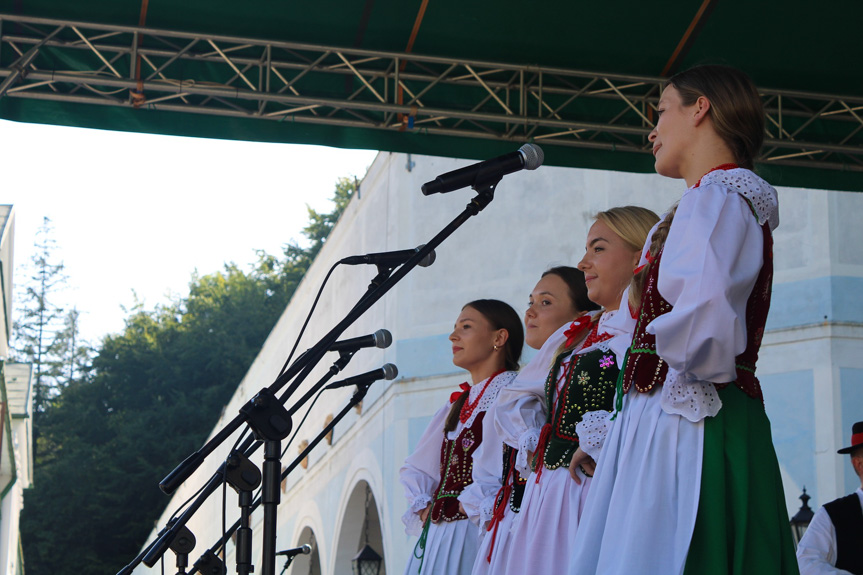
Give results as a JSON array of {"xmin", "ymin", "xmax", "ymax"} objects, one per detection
[
  {"xmin": 382, "ymin": 363, "xmax": 398, "ymax": 380},
  {"xmin": 373, "ymin": 329, "xmax": 393, "ymax": 349},
  {"xmin": 520, "ymin": 143, "xmax": 544, "ymax": 170}
]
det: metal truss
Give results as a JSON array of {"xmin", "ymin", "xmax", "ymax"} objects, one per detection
[{"xmin": 1, "ymin": 13, "xmax": 862, "ymax": 173}]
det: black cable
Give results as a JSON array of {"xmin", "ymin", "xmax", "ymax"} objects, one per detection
[
  {"xmin": 278, "ymin": 261, "xmax": 340, "ymax": 377},
  {"xmin": 280, "ymin": 386, "xmax": 328, "ymax": 460}
]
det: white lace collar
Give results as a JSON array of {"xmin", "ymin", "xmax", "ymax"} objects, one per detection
[
  {"xmin": 452, "ymin": 370, "xmax": 518, "ymax": 432},
  {"xmin": 692, "ymin": 167, "xmax": 779, "ymax": 231}
]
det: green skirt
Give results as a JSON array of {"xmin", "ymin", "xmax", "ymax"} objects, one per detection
[{"xmin": 683, "ymin": 385, "xmax": 799, "ymax": 575}]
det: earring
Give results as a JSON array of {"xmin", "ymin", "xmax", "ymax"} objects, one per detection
[{"xmin": 493, "ymin": 345, "xmax": 500, "ymax": 351}]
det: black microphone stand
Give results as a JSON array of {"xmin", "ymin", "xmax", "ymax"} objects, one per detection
[
  {"xmin": 188, "ymin": 379, "xmax": 379, "ymax": 575},
  {"xmin": 125, "ymin": 183, "xmax": 500, "ymax": 575},
  {"xmin": 135, "ymin": 352, "xmax": 355, "ymax": 573}
]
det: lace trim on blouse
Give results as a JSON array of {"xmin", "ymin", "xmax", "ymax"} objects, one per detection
[
  {"xmin": 699, "ymin": 168, "xmax": 779, "ymax": 231},
  {"xmin": 659, "ymin": 367, "xmax": 722, "ymax": 422},
  {"xmin": 575, "ymin": 410, "xmax": 613, "ymax": 460}
]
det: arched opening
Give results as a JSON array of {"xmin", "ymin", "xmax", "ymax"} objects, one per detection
[
  {"xmin": 333, "ymin": 480, "xmax": 386, "ymax": 575},
  {"xmin": 287, "ymin": 526, "xmax": 322, "ymax": 575}
]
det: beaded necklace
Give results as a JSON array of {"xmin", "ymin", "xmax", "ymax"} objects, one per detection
[{"xmin": 459, "ymin": 369, "xmax": 505, "ymax": 424}]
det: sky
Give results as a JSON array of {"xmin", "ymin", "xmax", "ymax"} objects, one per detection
[{"xmin": 1, "ymin": 118, "xmax": 378, "ymax": 345}]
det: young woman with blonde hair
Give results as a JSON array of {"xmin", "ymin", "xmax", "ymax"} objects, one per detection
[{"xmin": 490, "ymin": 206, "xmax": 658, "ymax": 575}]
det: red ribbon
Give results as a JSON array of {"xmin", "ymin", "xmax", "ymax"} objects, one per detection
[
  {"xmin": 563, "ymin": 316, "xmax": 592, "ymax": 349},
  {"xmin": 633, "ymin": 252, "xmax": 655, "ymax": 275},
  {"xmin": 485, "ymin": 471, "xmax": 514, "ymax": 562},
  {"xmin": 852, "ymin": 432, "xmax": 863, "ymax": 448},
  {"xmin": 533, "ymin": 423, "xmax": 553, "ymax": 484},
  {"xmin": 486, "ymin": 447, "xmax": 519, "ymax": 562},
  {"xmin": 449, "ymin": 382, "xmax": 470, "ymax": 403}
]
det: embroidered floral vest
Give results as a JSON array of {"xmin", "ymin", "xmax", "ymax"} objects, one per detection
[
  {"xmin": 430, "ymin": 412, "xmax": 484, "ymax": 522},
  {"xmin": 540, "ymin": 346, "xmax": 618, "ymax": 470},
  {"xmin": 497, "ymin": 444, "xmax": 527, "ymax": 513},
  {"xmin": 622, "ymin": 221, "xmax": 773, "ymax": 401}
]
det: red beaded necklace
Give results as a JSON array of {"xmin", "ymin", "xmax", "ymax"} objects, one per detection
[{"xmin": 459, "ymin": 369, "xmax": 505, "ymax": 424}]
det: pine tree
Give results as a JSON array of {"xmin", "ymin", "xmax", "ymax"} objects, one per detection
[
  {"xmin": 55, "ymin": 307, "xmax": 93, "ymax": 384},
  {"xmin": 11, "ymin": 217, "xmax": 70, "ymax": 417}
]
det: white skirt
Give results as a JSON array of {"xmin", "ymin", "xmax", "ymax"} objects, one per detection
[
  {"xmin": 569, "ymin": 390, "xmax": 704, "ymax": 575},
  {"xmin": 403, "ymin": 518, "xmax": 479, "ymax": 575},
  {"xmin": 471, "ymin": 503, "xmax": 515, "ymax": 575},
  {"xmin": 495, "ymin": 465, "xmax": 591, "ymax": 575}
]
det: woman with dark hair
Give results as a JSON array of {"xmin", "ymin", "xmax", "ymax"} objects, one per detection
[
  {"xmin": 466, "ymin": 267, "xmax": 598, "ymax": 575},
  {"xmin": 400, "ymin": 299, "xmax": 524, "ymax": 575},
  {"xmin": 491, "ymin": 206, "xmax": 658, "ymax": 575},
  {"xmin": 569, "ymin": 64, "xmax": 797, "ymax": 575}
]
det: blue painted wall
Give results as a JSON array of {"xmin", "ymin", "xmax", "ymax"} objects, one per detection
[{"xmin": 761, "ymin": 370, "xmax": 817, "ymax": 502}]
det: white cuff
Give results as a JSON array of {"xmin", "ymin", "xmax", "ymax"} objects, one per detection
[
  {"xmin": 480, "ymin": 495, "xmax": 496, "ymax": 527},
  {"xmin": 516, "ymin": 429, "xmax": 540, "ymax": 476},
  {"xmin": 402, "ymin": 494, "xmax": 433, "ymax": 536},
  {"xmin": 575, "ymin": 410, "xmax": 612, "ymax": 460},
  {"xmin": 660, "ymin": 367, "xmax": 722, "ymax": 422}
]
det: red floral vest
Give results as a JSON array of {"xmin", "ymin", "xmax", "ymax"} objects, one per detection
[
  {"xmin": 621, "ymin": 221, "xmax": 773, "ymax": 402},
  {"xmin": 430, "ymin": 412, "xmax": 484, "ymax": 522}
]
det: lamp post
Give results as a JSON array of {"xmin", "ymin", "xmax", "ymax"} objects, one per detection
[
  {"xmin": 790, "ymin": 486, "xmax": 815, "ymax": 546},
  {"xmin": 351, "ymin": 485, "xmax": 383, "ymax": 575}
]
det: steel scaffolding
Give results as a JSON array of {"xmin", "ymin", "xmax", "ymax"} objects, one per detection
[{"xmin": 1, "ymin": 13, "xmax": 861, "ymax": 173}]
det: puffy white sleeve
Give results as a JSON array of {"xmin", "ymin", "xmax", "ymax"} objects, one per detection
[
  {"xmin": 647, "ymin": 183, "xmax": 764, "ymax": 385},
  {"xmin": 493, "ymin": 323, "xmax": 568, "ymax": 475},
  {"xmin": 399, "ymin": 402, "xmax": 448, "ymax": 535},
  {"xmin": 458, "ymin": 409, "xmax": 504, "ymax": 530},
  {"xmin": 796, "ymin": 506, "xmax": 854, "ymax": 575}
]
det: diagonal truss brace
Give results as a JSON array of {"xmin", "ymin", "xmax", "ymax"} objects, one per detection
[{"xmin": 1, "ymin": 13, "xmax": 862, "ymax": 173}]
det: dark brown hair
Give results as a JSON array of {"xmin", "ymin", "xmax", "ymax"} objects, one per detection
[
  {"xmin": 648, "ymin": 65, "xmax": 764, "ymax": 272},
  {"xmin": 444, "ymin": 299, "xmax": 524, "ymax": 432},
  {"xmin": 667, "ymin": 64, "xmax": 764, "ymax": 171},
  {"xmin": 541, "ymin": 266, "xmax": 600, "ymax": 315}
]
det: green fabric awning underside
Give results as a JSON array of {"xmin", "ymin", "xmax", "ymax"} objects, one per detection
[{"xmin": 1, "ymin": 0, "xmax": 861, "ymax": 192}]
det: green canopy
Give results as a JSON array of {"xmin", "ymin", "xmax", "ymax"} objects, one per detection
[{"xmin": 1, "ymin": 0, "xmax": 861, "ymax": 191}]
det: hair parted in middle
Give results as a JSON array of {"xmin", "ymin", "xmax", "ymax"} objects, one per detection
[{"xmin": 541, "ymin": 266, "xmax": 600, "ymax": 315}]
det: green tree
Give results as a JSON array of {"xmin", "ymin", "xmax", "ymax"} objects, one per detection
[{"xmin": 21, "ymin": 177, "xmax": 357, "ymax": 575}]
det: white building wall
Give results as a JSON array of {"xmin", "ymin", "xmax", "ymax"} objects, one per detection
[{"xmin": 134, "ymin": 152, "xmax": 862, "ymax": 575}]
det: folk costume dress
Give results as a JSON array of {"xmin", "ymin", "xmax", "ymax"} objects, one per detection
[
  {"xmin": 569, "ymin": 167, "xmax": 798, "ymax": 575},
  {"xmin": 492, "ymin": 310, "xmax": 631, "ymax": 575},
  {"xmin": 467, "ymin": 323, "xmax": 573, "ymax": 575},
  {"xmin": 400, "ymin": 370, "xmax": 517, "ymax": 575}
]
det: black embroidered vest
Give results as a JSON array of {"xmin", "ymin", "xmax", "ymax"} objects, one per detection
[
  {"xmin": 621, "ymin": 221, "xmax": 773, "ymax": 402},
  {"xmin": 540, "ymin": 347, "xmax": 618, "ymax": 470},
  {"xmin": 430, "ymin": 412, "xmax": 484, "ymax": 522},
  {"xmin": 497, "ymin": 444, "xmax": 527, "ymax": 513},
  {"xmin": 824, "ymin": 493, "xmax": 863, "ymax": 574}
]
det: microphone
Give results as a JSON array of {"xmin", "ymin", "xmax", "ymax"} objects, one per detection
[
  {"xmin": 329, "ymin": 329, "xmax": 393, "ymax": 353},
  {"xmin": 421, "ymin": 143, "xmax": 544, "ymax": 195},
  {"xmin": 326, "ymin": 364, "xmax": 398, "ymax": 390},
  {"xmin": 275, "ymin": 544, "xmax": 312, "ymax": 557},
  {"xmin": 340, "ymin": 245, "xmax": 436, "ymax": 268}
]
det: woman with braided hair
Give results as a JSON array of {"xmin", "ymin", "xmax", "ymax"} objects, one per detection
[
  {"xmin": 569, "ymin": 64, "xmax": 798, "ymax": 575},
  {"xmin": 399, "ymin": 299, "xmax": 523, "ymax": 575}
]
